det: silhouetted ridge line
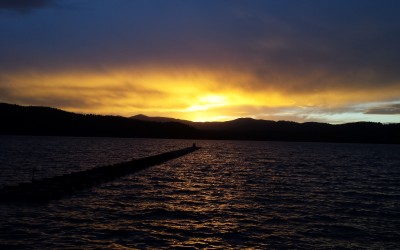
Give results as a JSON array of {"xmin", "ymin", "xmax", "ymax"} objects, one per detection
[
  {"xmin": 0, "ymin": 103, "xmax": 197, "ymax": 138},
  {"xmin": 1, "ymin": 103, "xmax": 399, "ymax": 143},
  {"xmin": 0, "ymin": 146, "xmax": 201, "ymax": 202}
]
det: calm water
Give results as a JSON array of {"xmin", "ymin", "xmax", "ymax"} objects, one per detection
[{"xmin": 0, "ymin": 136, "xmax": 399, "ymax": 249}]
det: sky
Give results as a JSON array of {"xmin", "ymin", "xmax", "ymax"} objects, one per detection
[{"xmin": 0, "ymin": 0, "xmax": 399, "ymax": 123}]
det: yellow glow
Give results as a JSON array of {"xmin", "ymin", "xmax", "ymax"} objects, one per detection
[
  {"xmin": 185, "ymin": 95, "xmax": 228, "ymax": 112},
  {"xmin": 1, "ymin": 66, "xmax": 400, "ymax": 122}
]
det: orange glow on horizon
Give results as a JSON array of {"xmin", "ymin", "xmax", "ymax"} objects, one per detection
[{"xmin": 2, "ymin": 67, "xmax": 400, "ymax": 122}]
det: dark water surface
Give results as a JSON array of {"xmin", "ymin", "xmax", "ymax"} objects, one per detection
[{"xmin": 0, "ymin": 136, "xmax": 399, "ymax": 249}]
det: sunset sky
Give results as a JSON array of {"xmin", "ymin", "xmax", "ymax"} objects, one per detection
[{"xmin": 1, "ymin": 0, "xmax": 399, "ymax": 123}]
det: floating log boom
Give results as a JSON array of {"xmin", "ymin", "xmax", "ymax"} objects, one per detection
[{"xmin": 0, "ymin": 146, "xmax": 200, "ymax": 202}]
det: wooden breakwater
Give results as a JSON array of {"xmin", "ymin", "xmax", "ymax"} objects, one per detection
[{"xmin": 0, "ymin": 146, "xmax": 200, "ymax": 202}]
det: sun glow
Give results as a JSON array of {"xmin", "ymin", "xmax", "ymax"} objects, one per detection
[
  {"xmin": 2, "ymin": 66, "xmax": 400, "ymax": 123},
  {"xmin": 185, "ymin": 95, "xmax": 228, "ymax": 112}
]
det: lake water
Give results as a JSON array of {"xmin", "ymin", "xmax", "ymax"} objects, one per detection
[{"xmin": 0, "ymin": 136, "xmax": 399, "ymax": 249}]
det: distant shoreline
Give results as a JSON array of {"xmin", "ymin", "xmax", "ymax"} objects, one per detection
[{"xmin": 1, "ymin": 103, "xmax": 399, "ymax": 144}]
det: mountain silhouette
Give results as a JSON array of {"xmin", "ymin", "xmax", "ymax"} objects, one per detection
[
  {"xmin": 130, "ymin": 114, "xmax": 192, "ymax": 125},
  {"xmin": 0, "ymin": 103, "xmax": 197, "ymax": 139},
  {"xmin": 1, "ymin": 103, "xmax": 399, "ymax": 144}
]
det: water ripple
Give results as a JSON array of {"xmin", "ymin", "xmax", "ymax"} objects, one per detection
[{"xmin": 0, "ymin": 136, "xmax": 399, "ymax": 249}]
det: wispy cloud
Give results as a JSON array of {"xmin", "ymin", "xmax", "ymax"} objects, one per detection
[{"xmin": 364, "ymin": 103, "xmax": 400, "ymax": 115}]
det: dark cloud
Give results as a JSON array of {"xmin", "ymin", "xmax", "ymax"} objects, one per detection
[
  {"xmin": 364, "ymin": 104, "xmax": 400, "ymax": 115},
  {"xmin": 0, "ymin": 0, "xmax": 54, "ymax": 11},
  {"xmin": 0, "ymin": 0, "xmax": 400, "ymax": 94}
]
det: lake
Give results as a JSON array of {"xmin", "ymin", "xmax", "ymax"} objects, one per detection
[{"xmin": 0, "ymin": 136, "xmax": 399, "ymax": 249}]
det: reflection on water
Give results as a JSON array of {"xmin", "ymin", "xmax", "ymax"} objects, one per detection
[{"xmin": 0, "ymin": 136, "xmax": 400, "ymax": 249}]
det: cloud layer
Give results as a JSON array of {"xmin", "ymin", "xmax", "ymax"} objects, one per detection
[
  {"xmin": 365, "ymin": 104, "xmax": 400, "ymax": 115},
  {"xmin": 0, "ymin": 0, "xmax": 54, "ymax": 11},
  {"xmin": 0, "ymin": 0, "xmax": 399, "ymax": 123}
]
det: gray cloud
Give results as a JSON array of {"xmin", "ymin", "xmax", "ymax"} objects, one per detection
[
  {"xmin": 364, "ymin": 104, "xmax": 400, "ymax": 115},
  {"xmin": 0, "ymin": 0, "xmax": 400, "ymax": 97},
  {"xmin": 0, "ymin": 0, "xmax": 55, "ymax": 11}
]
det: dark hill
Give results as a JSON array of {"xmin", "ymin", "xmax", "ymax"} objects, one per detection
[
  {"xmin": 131, "ymin": 114, "xmax": 191, "ymax": 125},
  {"xmin": 1, "ymin": 103, "xmax": 400, "ymax": 143},
  {"xmin": 0, "ymin": 103, "xmax": 197, "ymax": 138}
]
